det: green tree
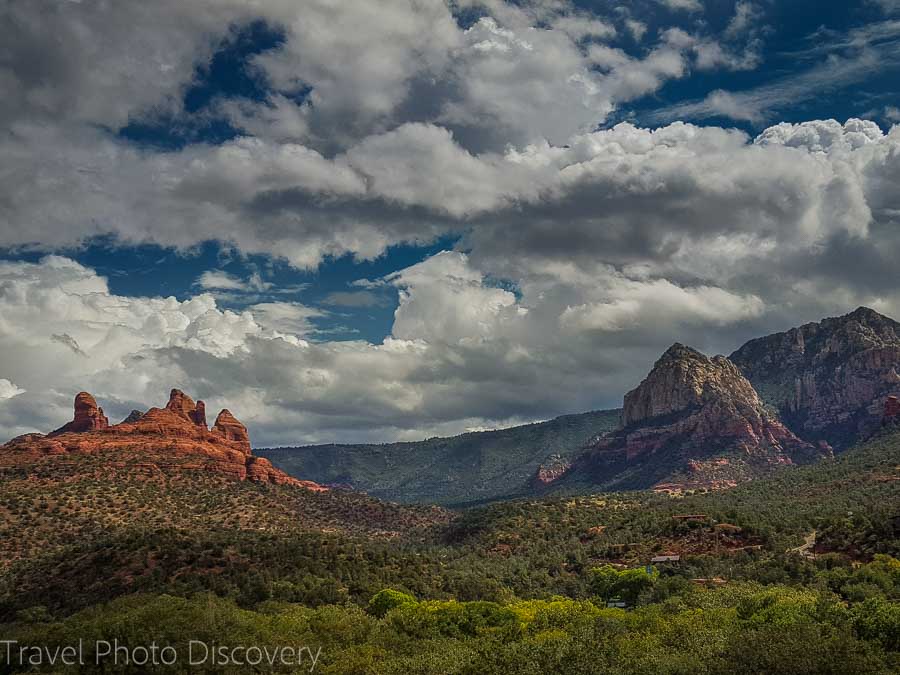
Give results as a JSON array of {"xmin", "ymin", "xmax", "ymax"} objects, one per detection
[
  {"xmin": 589, "ymin": 565, "xmax": 658, "ymax": 606},
  {"xmin": 367, "ymin": 589, "xmax": 416, "ymax": 618}
]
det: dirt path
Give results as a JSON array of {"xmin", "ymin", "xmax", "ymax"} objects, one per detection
[{"xmin": 788, "ymin": 530, "xmax": 817, "ymax": 558}]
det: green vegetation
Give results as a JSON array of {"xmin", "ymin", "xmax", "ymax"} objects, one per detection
[
  {"xmin": 0, "ymin": 427, "xmax": 897, "ymax": 672},
  {"xmin": 3, "ymin": 572, "xmax": 898, "ymax": 673},
  {"xmin": 590, "ymin": 565, "xmax": 658, "ymax": 605},
  {"xmin": 258, "ymin": 409, "xmax": 620, "ymax": 505}
]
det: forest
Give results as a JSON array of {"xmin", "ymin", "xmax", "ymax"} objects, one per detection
[{"xmin": 0, "ymin": 429, "xmax": 898, "ymax": 672}]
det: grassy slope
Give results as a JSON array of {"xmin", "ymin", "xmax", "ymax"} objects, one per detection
[
  {"xmin": 449, "ymin": 427, "xmax": 900, "ymax": 562},
  {"xmin": 1, "ymin": 428, "xmax": 896, "ymax": 624},
  {"xmin": 257, "ymin": 409, "xmax": 621, "ymax": 505}
]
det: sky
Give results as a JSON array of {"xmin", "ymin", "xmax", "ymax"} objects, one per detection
[{"xmin": 1, "ymin": 0, "xmax": 900, "ymax": 446}]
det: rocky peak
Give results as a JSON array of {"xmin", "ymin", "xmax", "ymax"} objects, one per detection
[
  {"xmin": 165, "ymin": 389, "xmax": 195, "ymax": 416},
  {"xmin": 818, "ymin": 307, "xmax": 900, "ymax": 359},
  {"xmin": 120, "ymin": 410, "xmax": 144, "ymax": 424},
  {"xmin": 622, "ymin": 344, "xmax": 759, "ymax": 428},
  {"xmin": 845, "ymin": 306, "xmax": 896, "ymax": 327},
  {"xmin": 191, "ymin": 400, "xmax": 207, "ymax": 428},
  {"xmin": 730, "ymin": 307, "xmax": 900, "ymax": 446},
  {"xmin": 658, "ymin": 342, "xmax": 703, "ymax": 362},
  {"xmin": 212, "ymin": 409, "xmax": 250, "ymax": 453},
  {"xmin": 51, "ymin": 392, "xmax": 109, "ymax": 434},
  {"xmin": 165, "ymin": 389, "xmax": 207, "ymax": 428},
  {"xmin": 560, "ymin": 343, "xmax": 822, "ymax": 493}
]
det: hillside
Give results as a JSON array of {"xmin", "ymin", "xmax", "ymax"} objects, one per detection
[
  {"xmin": 550, "ymin": 344, "xmax": 829, "ymax": 493},
  {"xmin": 2, "ymin": 421, "xmax": 898, "ymax": 620},
  {"xmin": 0, "ymin": 390, "xmax": 451, "ymax": 617},
  {"xmin": 257, "ymin": 409, "xmax": 621, "ymax": 505},
  {"xmin": 455, "ymin": 426, "xmax": 900, "ymax": 566},
  {"xmin": 0, "ymin": 427, "xmax": 897, "ymax": 672}
]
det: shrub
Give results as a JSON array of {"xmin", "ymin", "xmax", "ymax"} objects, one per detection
[{"xmin": 367, "ymin": 589, "xmax": 416, "ymax": 618}]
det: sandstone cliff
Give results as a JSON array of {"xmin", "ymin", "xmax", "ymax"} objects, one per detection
[
  {"xmin": 556, "ymin": 344, "xmax": 824, "ymax": 492},
  {"xmin": 52, "ymin": 392, "xmax": 109, "ymax": 434},
  {"xmin": 0, "ymin": 389, "xmax": 324, "ymax": 490},
  {"xmin": 729, "ymin": 307, "xmax": 900, "ymax": 447}
]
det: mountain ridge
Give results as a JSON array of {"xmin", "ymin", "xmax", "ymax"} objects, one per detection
[
  {"xmin": 258, "ymin": 408, "xmax": 621, "ymax": 505},
  {"xmin": 730, "ymin": 306, "xmax": 900, "ymax": 447},
  {"xmin": 551, "ymin": 340, "xmax": 828, "ymax": 493},
  {"xmin": 260, "ymin": 306, "xmax": 900, "ymax": 503}
]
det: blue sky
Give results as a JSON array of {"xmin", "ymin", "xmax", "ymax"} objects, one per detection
[
  {"xmin": 2, "ymin": 0, "xmax": 900, "ymax": 444},
  {"xmin": 0, "ymin": 236, "xmax": 456, "ymax": 343},
  {"xmin": 4, "ymin": 0, "xmax": 898, "ymax": 346}
]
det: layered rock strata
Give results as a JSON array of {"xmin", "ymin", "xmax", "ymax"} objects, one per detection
[{"xmin": 0, "ymin": 389, "xmax": 324, "ymax": 490}]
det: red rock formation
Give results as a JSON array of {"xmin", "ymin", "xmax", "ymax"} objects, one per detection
[
  {"xmin": 557, "ymin": 344, "xmax": 826, "ymax": 492},
  {"xmin": 164, "ymin": 389, "xmax": 207, "ymax": 428},
  {"xmin": 212, "ymin": 409, "xmax": 251, "ymax": 453},
  {"xmin": 190, "ymin": 400, "xmax": 207, "ymax": 428},
  {"xmin": 52, "ymin": 392, "xmax": 109, "ymax": 434},
  {"xmin": 165, "ymin": 388, "xmax": 197, "ymax": 418},
  {"xmin": 533, "ymin": 455, "xmax": 572, "ymax": 486},
  {"xmin": 0, "ymin": 390, "xmax": 325, "ymax": 491},
  {"xmin": 612, "ymin": 344, "xmax": 816, "ymax": 461}
]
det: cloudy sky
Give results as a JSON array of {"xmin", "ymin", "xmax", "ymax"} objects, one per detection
[{"xmin": 2, "ymin": 0, "xmax": 900, "ymax": 446}]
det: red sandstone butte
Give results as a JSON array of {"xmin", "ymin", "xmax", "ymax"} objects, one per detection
[
  {"xmin": 0, "ymin": 389, "xmax": 325, "ymax": 491},
  {"xmin": 51, "ymin": 392, "xmax": 109, "ymax": 434},
  {"xmin": 211, "ymin": 409, "xmax": 251, "ymax": 453}
]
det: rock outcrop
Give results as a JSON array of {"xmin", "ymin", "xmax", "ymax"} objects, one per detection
[
  {"xmin": 533, "ymin": 455, "xmax": 572, "ymax": 487},
  {"xmin": 164, "ymin": 389, "xmax": 208, "ymax": 428},
  {"xmin": 729, "ymin": 307, "xmax": 900, "ymax": 447},
  {"xmin": 212, "ymin": 409, "xmax": 251, "ymax": 453},
  {"xmin": 0, "ymin": 390, "xmax": 324, "ymax": 490},
  {"xmin": 51, "ymin": 392, "xmax": 109, "ymax": 434},
  {"xmin": 555, "ymin": 344, "xmax": 825, "ymax": 492}
]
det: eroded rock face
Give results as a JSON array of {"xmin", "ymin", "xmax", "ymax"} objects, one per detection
[
  {"xmin": 617, "ymin": 344, "xmax": 813, "ymax": 459},
  {"xmin": 212, "ymin": 409, "xmax": 250, "ymax": 453},
  {"xmin": 730, "ymin": 307, "xmax": 900, "ymax": 447},
  {"xmin": 622, "ymin": 344, "xmax": 760, "ymax": 427},
  {"xmin": 165, "ymin": 389, "xmax": 207, "ymax": 428},
  {"xmin": 533, "ymin": 455, "xmax": 572, "ymax": 486},
  {"xmin": 165, "ymin": 389, "xmax": 197, "ymax": 418},
  {"xmin": 52, "ymin": 392, "xmax": 109, "ymax": 434},
  {"xmin": 557, "ymin": 344, "xmax": 823, "ymax": 492},
  {"xmin": 0, "ymin": 390, "xmax": 324, "ymax": 490}
]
